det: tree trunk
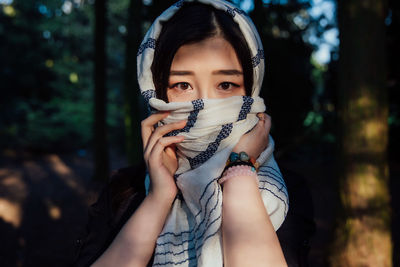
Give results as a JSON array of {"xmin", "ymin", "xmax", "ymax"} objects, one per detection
[
  {"xmin": 330, "ymin": 0, "xmax": 392, "ymax": 266},
  {"xmin": 93, "ymin": 0, "xmax": 109, "ymax": 182},
  {"xmin": 123, "ymin": 0, "xmax": 143, "ymax": 164}
]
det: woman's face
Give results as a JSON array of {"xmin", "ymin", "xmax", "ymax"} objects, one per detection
[{"xmin": 167, "ymin": 37, "xmax": 246, "ymax": 102}]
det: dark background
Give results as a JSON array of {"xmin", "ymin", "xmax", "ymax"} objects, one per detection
[{"xmin": 0, "ymin": 0, "xmax": 398, "ymax": 266}]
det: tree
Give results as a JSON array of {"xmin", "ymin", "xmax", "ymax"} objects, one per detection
[
  {"xmin": 122, "ymin": 0, "xmax": 178, "ymax": 164},
  {"xmin": 93, "ymin": 0, "xmax": 109, "ymax": 181},
  {"xmin": 0, "ymin": 0, "xmax": 96, "ymax": 151},
  {"xmin": 250, "ymin": 0, "xmax": 315, "ymax": 149},
  {"xmin": 330, "ymin": 0, "xmax": 392, "ymax": 266},
  {"xmin": 123, "ymin": 0, "xmax": 144, "ymax": 164}
]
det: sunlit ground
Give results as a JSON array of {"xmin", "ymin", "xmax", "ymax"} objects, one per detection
[{"xmin": 0, "ymin": 149, "xmax": 127, "ymax": 266}]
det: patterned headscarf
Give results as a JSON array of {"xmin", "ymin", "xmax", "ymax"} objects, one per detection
[{"xmin": 137, "ymin": 1, "xmax": 288, "ymax": 266}]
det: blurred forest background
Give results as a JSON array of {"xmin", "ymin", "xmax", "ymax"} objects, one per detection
[{"xmin": 0, "ymin": 0, "xmax": 399, "ymax": 266}]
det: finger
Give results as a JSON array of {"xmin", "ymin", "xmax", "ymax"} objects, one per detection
[
  {"xmin": 256, "ymin": 113, "xmax": 271, "ymax": 130},
  {"xmin": 149, "ymin": 136, "xmax": 185, "ymax": 163},
  {"xmin": 154, "ymin": 119, "xmax": 187, "ymax": 138},
  {"xmin": 146, "ymin": 120, "xmax": 187, "ymax": 154},
  {"xmin": 141, "ymin": 112, "xmax": 170, "ymax": 149},
  {"xmin": 248, "ymin": 114, "xmax": 270, "ymax": 138},
  {"xmin": 164, "ymin": 147, "xmax": 178, "ymax": 164},
  {"xmin": 264, "ymin": 114, "xmax": 271, "ymax": 131},
  {"xmin": 165, "ymin": 143, "xmax": 177, "ymax": 158},
  {"xmin": 257, "ymin": 112, "xmax": 266, "ymax": 121}
]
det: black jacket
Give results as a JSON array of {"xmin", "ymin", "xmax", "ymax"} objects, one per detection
[{"xmin": 72, "ymin": 163, "xmax": 315, "ymax": 267}]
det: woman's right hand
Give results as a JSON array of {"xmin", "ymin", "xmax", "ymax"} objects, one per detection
[{"xmin": 141, "ymin": 112, "xmax": 186, "ymax": 201}]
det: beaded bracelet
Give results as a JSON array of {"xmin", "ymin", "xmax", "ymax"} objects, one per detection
[
  {"xmin": 218, "ymin": 165, "xmax": 258, "ymax": 185},
  {"xmin": 224, "ymin": 151, "xmax": 260, "ymax": 173}
]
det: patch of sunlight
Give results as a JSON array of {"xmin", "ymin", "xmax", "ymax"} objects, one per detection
[
  {"xmin": 364, "ymin": 120, "xmax": 383, "ymax": 140},
  {"xmin": 341, "ymin": 217, "xmax": 392, "ymax": 267},
  {"xmin": 0, "ymin": 198, "xmax": 21, "ymax": 227},
  {"xmin": 69, "ymin": 72, "xmax": 78, "ymax": 83},
  {"xmin": 355, "ymin": 95, "xmax": 373, "ymax": 109},
  {"xmin": 44, "ymin": 198, "xmax": 62, "ymax": 220},
  {"xmin": 0, "ymin": 170, "xmax": 27, "ymax": 228},
  {"xmin": 45, "ymin": 59, "xmax": 54, "ymax": 68},
  {"xmin": 346, "ymin": 163, "xmax": 388, "ymax": 209},
  {"xmin": 3, "ymin": 5, "xmax": 16, "ymax": 17},
  {"xmin": 0, "ymin": 173, "xmax": 28, "ymax": 199},
  {"xmin": 46, "ymin": 155, "xmax": 72, "ymax": 176},
  {"xmin": 351, "ymin": 119, "xmax": 387, "ymax": 154},
  {"xmin": 45, "ymin": 154, "xmax": 85, "ymax": 196}
]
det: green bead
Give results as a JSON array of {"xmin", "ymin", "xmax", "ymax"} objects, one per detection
[
  {"xmin": 239, "ymin": 151, "xmax": 249, "ymax": 161},
  {"xmin": 230, "ymin": 152, "xmax": 239, "ymax": 162}
]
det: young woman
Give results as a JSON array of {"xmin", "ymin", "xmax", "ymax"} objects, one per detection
[{"xmin": 73, "ymin": 1, "xmax": 296, "ymax": 266}]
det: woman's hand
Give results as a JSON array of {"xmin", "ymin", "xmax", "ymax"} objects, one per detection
[
  {"xmin": 141, "ymin": 112, "xmax": 186, "ymax": 201},
  {"xmin": 233, "ymin": 113, "xmax": 271, "ymax": 159}
]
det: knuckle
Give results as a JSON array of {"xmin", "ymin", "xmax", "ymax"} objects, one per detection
[
  {"xmin": 141, "ymin": 119, "xmax": 148, "ymax": 127},
  {"xmin": 158, "ymin": 138, "xmax": 167, "ymax": 146},
  {"xmin": 153, "ymin": 126, "xmax": 163, "ymax": 136}
]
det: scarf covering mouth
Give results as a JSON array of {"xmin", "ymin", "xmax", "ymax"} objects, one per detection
[{"xmin": 137, "ymin": 1, "xmax": 288, "ymax": 266}]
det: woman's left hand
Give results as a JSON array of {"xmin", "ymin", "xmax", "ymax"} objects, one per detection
[{"xmin": 232, "ymin": 113, "xmax": 271, "ymax": 159}]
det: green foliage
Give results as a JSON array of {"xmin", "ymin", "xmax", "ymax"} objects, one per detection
[
  {"xmin": 0, "ymin": 0, "xmax": 128, "ymax": 152},
  {"xmin": 23, "ymin": 98, "xmax": 93, "ymax": 149}
]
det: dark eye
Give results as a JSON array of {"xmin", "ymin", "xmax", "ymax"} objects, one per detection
[
  {"xmin": 175, "ymin": 82, "xmax": 191, "ymax": 90},
  {"xmin": 219, "ymin": 82, "xmax": 239, "ymax": 90}
]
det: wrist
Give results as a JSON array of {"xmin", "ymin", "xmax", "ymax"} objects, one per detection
[
  {"xmin": 147, "ymin": 189, "xmax": 177, "ymax": 205},
  {"xmin": 224, "ymin": 151, "xmax": 259, "ymax": 173},
  {"xmin": 219, "ymin": 165, "xmax": 258, "ymax": 185}
]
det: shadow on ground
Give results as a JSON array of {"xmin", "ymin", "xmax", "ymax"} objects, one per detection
[{"xmin": 0, "ymin": 149, "xmax": 126, "ymax": 267}]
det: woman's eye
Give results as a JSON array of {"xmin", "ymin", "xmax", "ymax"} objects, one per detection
[
  {"xmin": 219, "ymin": 82, "xmax": 239, "ymax": 90},
  {"xmin": 172, "ymin": 82, "xmax": 191, "ymax": 90}
]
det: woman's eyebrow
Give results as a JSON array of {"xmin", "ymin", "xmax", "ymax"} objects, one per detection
[
  {"xmin": 170, "ymin": 70, "xmax": 194, "ymax": 76},
  {"xmin": 212, "ymin": 69, "xmax": 243, "ymax": 75},
  {"xmin": 170, "ymin": 69, "xmax": 243, "ymax": 76}
]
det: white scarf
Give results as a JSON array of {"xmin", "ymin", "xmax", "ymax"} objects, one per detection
[{"xmin": 137, "ymin": 1, "xmax": 289, "ymax": 266}]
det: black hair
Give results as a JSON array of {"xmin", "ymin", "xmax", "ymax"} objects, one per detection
[{"xmin": 151, "ymin": 2, "xmax": 253, "ymax": 101}]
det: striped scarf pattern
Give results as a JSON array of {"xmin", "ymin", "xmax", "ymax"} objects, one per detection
[{"xmin": 137, "ymin": 1, "xmax": 289, "ymax": 266}]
